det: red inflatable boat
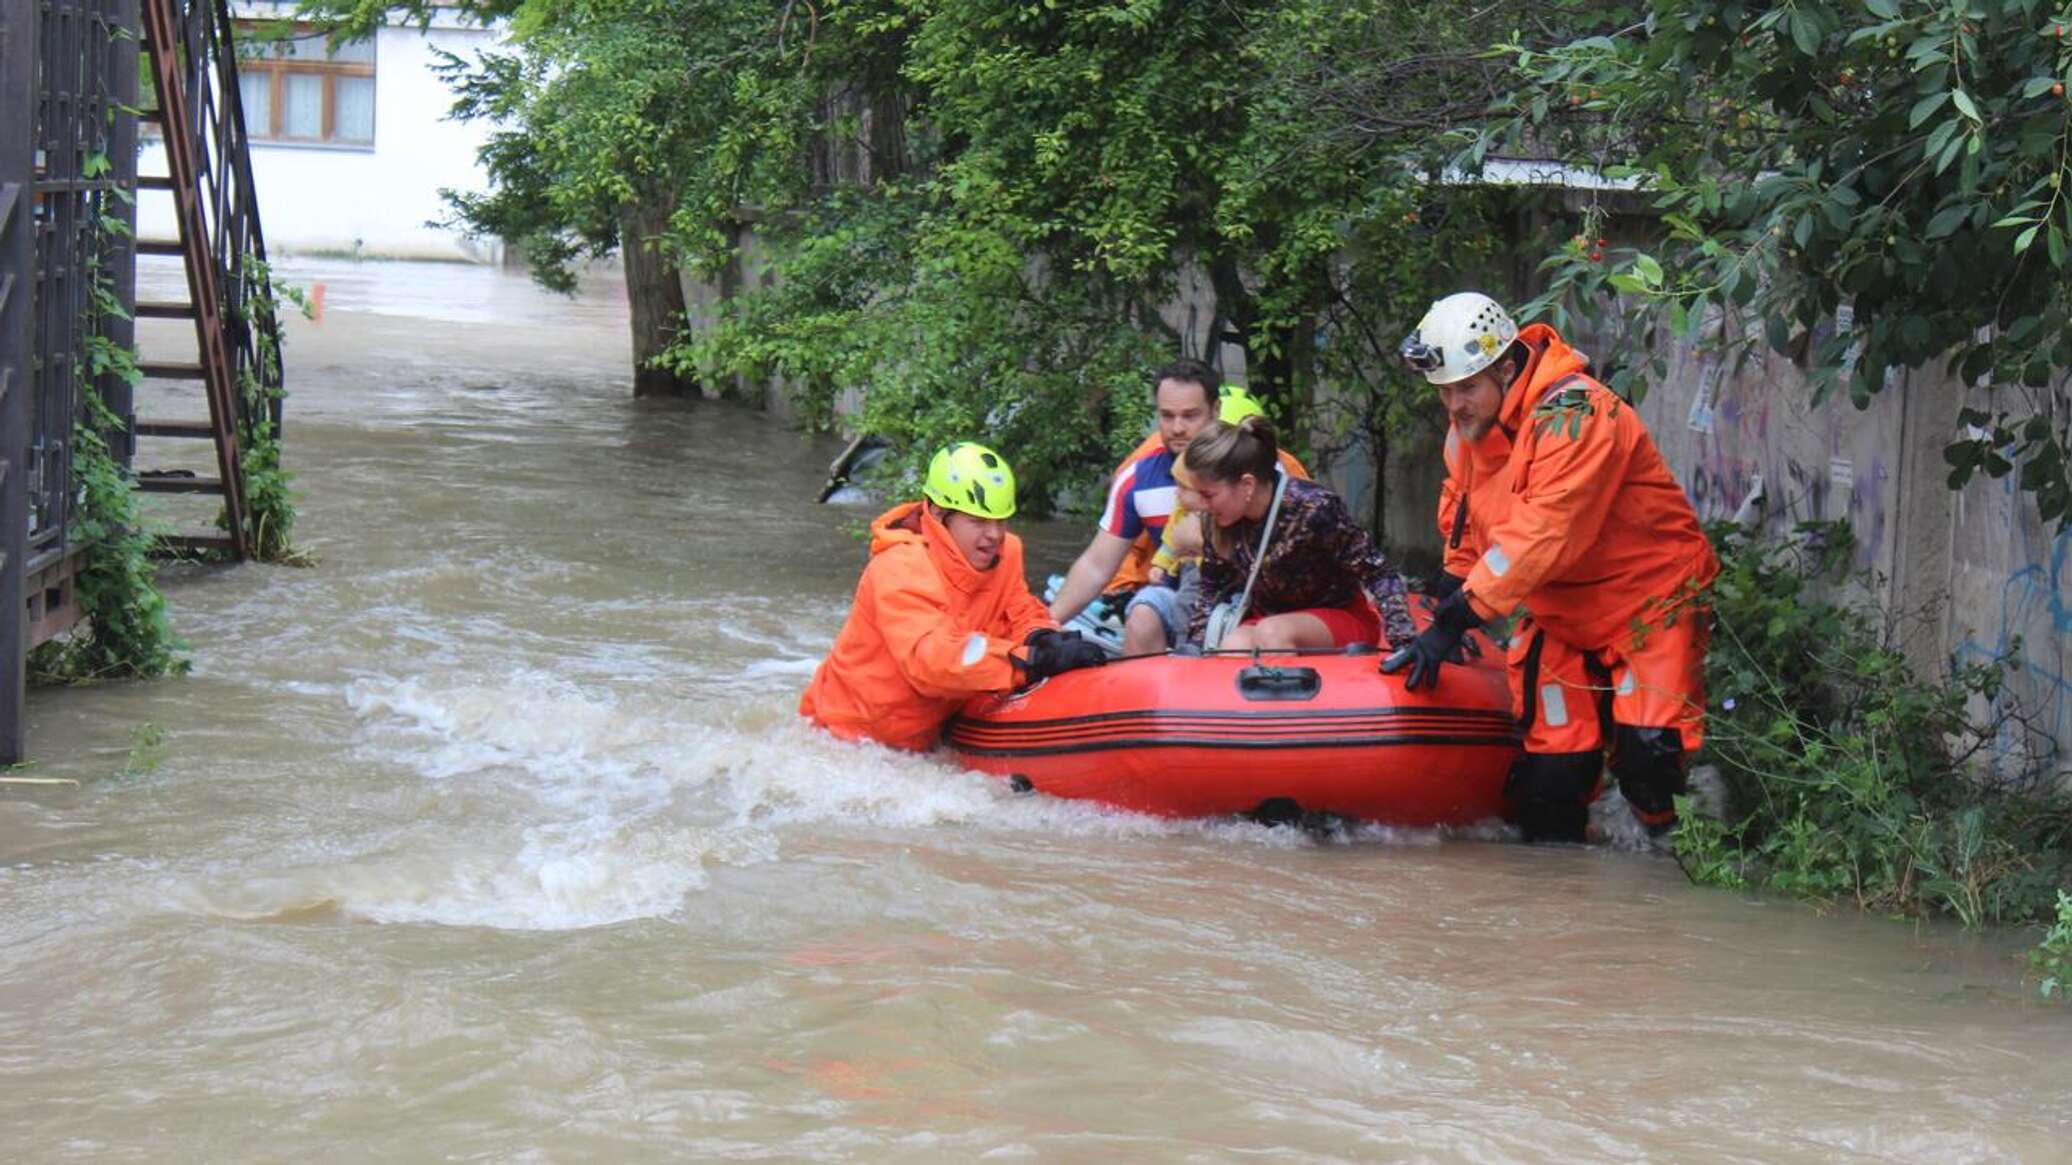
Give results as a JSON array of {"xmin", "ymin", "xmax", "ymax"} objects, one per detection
[{"xmin": 947, "ymin": 636, "xmax": 1519, "ymax": 827}]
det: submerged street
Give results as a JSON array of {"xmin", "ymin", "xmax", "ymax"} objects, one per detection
[{"xmin": 2, "ymin": 262, "xmax": 2067, "ymax": 1161}]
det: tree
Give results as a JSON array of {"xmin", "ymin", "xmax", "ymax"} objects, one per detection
[
  {"xmin": 1486, "ymin": 0, "xmax": 2072, "ymax": 525},
  {"xmin": 676, "ymin": 0, "xmax": 1541, "ymax": 523},
  {"xmin": 304, "ymin": 0, "xmax": 1582, "ymax": 525}
]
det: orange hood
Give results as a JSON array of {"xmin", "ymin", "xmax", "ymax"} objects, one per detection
[
  {"xmin": 1497, "ymin": 323, "xmax": 1593, "ymax": 437},
  {"xmin": 869, "ymin": 500, "xmax": 1003, "ymax": 596}
]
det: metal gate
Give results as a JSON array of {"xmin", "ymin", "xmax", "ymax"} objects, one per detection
[
  {"xmin": 2, "ymin": 0, "xmax": 140, "ymax": 762},
  {"xmin": 2, "ymin": 0, "xmax": 283, "ymax": 763}
]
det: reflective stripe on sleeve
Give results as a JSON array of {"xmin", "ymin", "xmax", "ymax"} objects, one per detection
[
  {"xmin": 961, "ymin": 633, "xmax": 988, "ymax": 668},
  {"xmin": 1483, "ymin": 542, "xmax": 1512, "ymax": 576}
]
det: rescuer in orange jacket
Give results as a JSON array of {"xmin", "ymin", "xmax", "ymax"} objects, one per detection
[
  {"xmin": 801, "ymin": 442, "xmax": 1108, "ymax": 751},
  {"xmin": 1383, "ymin": 292, "xmax": 1719, "ymax": 843}
]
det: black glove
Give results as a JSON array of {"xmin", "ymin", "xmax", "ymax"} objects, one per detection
[
  {"xmin": 1019, "ymin": 629, "xmax": 1108, "ymax": 682},
  {"xmin": 1429, "ymin": 571, "xmax": 1465, "ymax": 602},
  {"xmin": 1380, "ymin": 591, "xmax": 1485, "ymax": 691}
]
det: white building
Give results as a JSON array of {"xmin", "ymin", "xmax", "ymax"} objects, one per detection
[{"xmin": 140, "ymin": 5, "xmax": 502, "ymax": 262}]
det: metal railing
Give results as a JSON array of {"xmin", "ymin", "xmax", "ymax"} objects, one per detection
[{"xmin": 159, "ymin": 0, "xmax": 285, "ymax": 434}]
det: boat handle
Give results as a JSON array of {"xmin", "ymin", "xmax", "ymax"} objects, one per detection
[{"xmin": 1236, "ymin": 665, "xmax": 1321, "ymax": 701}]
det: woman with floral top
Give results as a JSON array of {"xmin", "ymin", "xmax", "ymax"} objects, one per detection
[{"xmin": 1178, "ymin": 417, "xmax": 1418, "ymax": 652}]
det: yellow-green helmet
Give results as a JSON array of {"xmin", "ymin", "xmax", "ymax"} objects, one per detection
[
  {"xmin": 922, "ymin": 441, "xmax": 1017, "ymax": 520},
  {"xmin": 1219, "ymin": 384, "xmax": 1268, "ymax": 424}
]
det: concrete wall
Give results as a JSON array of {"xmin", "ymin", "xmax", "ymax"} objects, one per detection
[
  {"xmin": 140, "ymin": 9, "xmax": 500, "ymax": 262},
  {"xmin": 1604, "ymin": 314, "xmax": 2070, "ymax": 779}
]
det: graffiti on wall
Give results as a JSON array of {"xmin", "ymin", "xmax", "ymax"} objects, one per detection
[
  {"xmin": 1674, "ymin": 350, "xmax": 1892, "ymax": 570},
  {"xmin": 1956, "ymin": 516, "xmax": 2072, "ymax": 774},
  {"xmin": 1643, "ymin": 329, "xmax": 2069, "ymax": 776}
]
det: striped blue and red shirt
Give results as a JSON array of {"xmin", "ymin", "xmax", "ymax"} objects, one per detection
[{"xmin": 1098, "ymin": 448, "xmax": 1179, "ymax": 543}]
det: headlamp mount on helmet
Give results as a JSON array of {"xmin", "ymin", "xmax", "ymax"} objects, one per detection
[
  {"xmin": 1400, "ymin": 292, "xmax": 1520, "ymax": 386},
  {"xmin": 1399, "ymin": 334, "xmax": 1444, "ymax": 374}
]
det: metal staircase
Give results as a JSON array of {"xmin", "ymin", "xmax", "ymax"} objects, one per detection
[{"xmin": 132, "ymin": 0, "xmax": 287, "ymax": 558}]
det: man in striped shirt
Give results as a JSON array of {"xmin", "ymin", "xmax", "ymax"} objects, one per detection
[{"xmin": 1046, "ymin": 359, "xmax": 1219, "ymax": 631}]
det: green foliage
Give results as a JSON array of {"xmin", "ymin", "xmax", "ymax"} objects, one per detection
[
  {"xmin": 2031, "ymin": 890, "xmax": 2072, "ymax": 997},
  {"xmin": 421, "ymin": 0, "xmax": 813, "ymax": 292},
  {"xmin": 674, "ymin": 0, "xmax": 1271, "ymax": 501},
  {"xmin": 121, "ymin": 722, "xmax": 168, "ymax": 779},
  {"xmin": 1493, "ymin": 0, "xmax": 2072, "ymax": 527},
  {"xmin": 663, "ymin": 0, "xmax": 1529, "ymax": 512},
  {"xmin": 32, "ymin": 169, "xmax": 188, "ymax": 683},
  {"xmin": 309, "ymin": 1, "xmax": 1585, "ymax": 513},
  {"xmin": 1674, "ymin": 521, "xmax": 2071, "ymax": 928},
  {"xmin": 670, "ymin": 182, "xmax": 1166, "ymax": 512},
  {"xmin": 33, "ymin": 418, "xmax": 191, "ymax": 682},
  {"xmin": 230, "ymin": 259, "xmax": 309, "ymax": 564}
]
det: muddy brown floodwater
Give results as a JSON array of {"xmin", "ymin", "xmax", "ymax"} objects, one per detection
[{"xmin": 1, "ymin": 259, "xmax": 2066, "ymax": 1162}]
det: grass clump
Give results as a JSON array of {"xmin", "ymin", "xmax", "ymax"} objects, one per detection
[{"xmin": 1674, "ymin": 522, "xmax": 2072, "ymax": 978}]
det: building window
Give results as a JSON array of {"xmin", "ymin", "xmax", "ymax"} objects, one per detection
[{"xmin": 235, "ymin": 25, "xmax": 376, "ymax": 147}]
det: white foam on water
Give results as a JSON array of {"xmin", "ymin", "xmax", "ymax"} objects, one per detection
[
  {"xmin": 715, "ymin": 716, "xmax": 1352, "ymax": 850},
  {"xmin": 737, "ymin": 657, "xmax": 821, "ymax": 680},
  {"xmin": 170, "ymin": 821, "xmax": 780, "ymax": 930},
  {"xmin": 345, "ymin": 670, "xmax": 673, "ymax": 791},
  {"xmin": 311, "ymin": 668, "xmax": 1466, "ymax": 931}
]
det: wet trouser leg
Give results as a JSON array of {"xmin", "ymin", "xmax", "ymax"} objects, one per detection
[
  {"xmin": 1508, "ymin": 609, "xmax": 1711, "ymax": 841},
  {"xmin": 1506, "ymin": 751, "xmax": 1604, "ymax": 843},
  {"xmin": 1600, "ymin": 606, "xmax": 1711, "ymax": 835},
  {"xmin": 1506, "ymin": 621, "xmax": 1611, "ymax": 844},
  {"xmin": 1609, "ymin": 725, "xmax": 1686, "ymax": 835}
]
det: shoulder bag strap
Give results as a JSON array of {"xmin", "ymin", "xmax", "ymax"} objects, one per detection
[{"xmin": 1228, "ymin": 468, "xmax": 1289, "ymax": 625}]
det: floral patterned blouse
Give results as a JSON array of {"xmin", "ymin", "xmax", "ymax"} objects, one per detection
[{"xmin": 1186, "ymin": 476, "xmax": 1417, "ymax": 647}]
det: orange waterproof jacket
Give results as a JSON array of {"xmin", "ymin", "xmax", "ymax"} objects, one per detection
[
  {"xmin": 801, "ymin": 501, "xmax": 1055, "ymax": 751},
  {"xmin": 1107, "ymin": 433, "xmax": 1310, "ymax": 591},
  {"xmin": 1439, "ymin": 324, "xmax": 1717, "ymax": 647}
]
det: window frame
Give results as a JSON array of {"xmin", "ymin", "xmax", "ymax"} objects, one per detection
[{"xmin": 234, "ymin": 23, "xmax": 377, "ymax": 149}]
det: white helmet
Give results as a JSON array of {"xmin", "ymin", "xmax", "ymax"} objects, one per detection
[{"xmin": 1400, "ymin": 292, "xmax": 1519, "ymax": 385}]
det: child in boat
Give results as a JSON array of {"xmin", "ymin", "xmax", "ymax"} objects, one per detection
[
  {"xmin": 801, "ymin": 442, "xmax": 1107, "ymax": 751},
  {"xmin": 1179, "ymin": 417, "xmax": 1418, "ymax": 652},
  {"xmin": 1123, "ymin": 386, "xmax": 1311, "ymax": 653}
]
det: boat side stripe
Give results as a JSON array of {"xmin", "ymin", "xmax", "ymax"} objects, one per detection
[
  {"xmin": 948, "ymin": 720, "xmax": 1517, "ymax": 746},
  {"xmin": 951, "ymin": 705, "xmax": 1515, "ymax": 733},
  {"xmin": 949, "ymin": 732, "xmax": 1521, "ymax": 759}
]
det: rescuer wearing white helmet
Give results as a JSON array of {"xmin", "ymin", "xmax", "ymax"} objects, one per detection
[{"xmin": 1383, "ymin": 292, "xmax": 1719, "ymax": 844}]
